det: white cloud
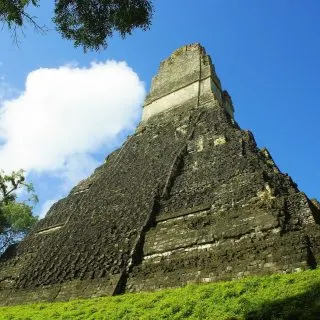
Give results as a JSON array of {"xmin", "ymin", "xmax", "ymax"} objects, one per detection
[
  {"xmin": 0, "ymin": 61, "xmax": 145, "ymax": 180},
  {"xmin": 39, "ymin": 199, "xmax": 58, "ymax": 219},
  {"xmin": 53, "ymin": 153, "xmax": 100, "ymax": 192}
]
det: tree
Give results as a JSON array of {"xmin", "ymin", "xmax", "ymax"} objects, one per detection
[
  {"xmin": 0, "ymin": 169, "xmax": 38, "ymax": 253},
  {"xmin": 0, "ymin": 0, "xmax": 154, "ymax": 51},
  {"xmin": 0, "ymin": 0, "xmax": 44, "ymax": 41}
]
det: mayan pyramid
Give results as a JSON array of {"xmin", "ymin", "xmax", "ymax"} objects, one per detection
[{"xmin": 1, "ymin": 44, "xmax": 320, "ymax": 305}]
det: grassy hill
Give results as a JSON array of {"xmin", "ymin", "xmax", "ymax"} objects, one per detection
[{"xmin": 1, "ymin": 269, "xmax": 320, "ymax": 320}]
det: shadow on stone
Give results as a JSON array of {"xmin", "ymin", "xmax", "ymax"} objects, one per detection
[{"xmin": 0, "ymin": 243, "xmax": 18, "ymax": 262}]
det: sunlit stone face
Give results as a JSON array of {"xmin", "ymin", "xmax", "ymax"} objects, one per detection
[{"xmin": 141, "ymin": 43, "xmax": 230, "ymax": 122}]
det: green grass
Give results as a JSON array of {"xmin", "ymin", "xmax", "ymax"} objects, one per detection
[{"xmin": 1, "ymin": 270, "xmax": 320, "ymax": 320}]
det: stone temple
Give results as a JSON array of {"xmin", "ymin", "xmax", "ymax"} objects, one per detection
[{"xmin": 1, "ymin": 44, "xmax": 320, "ymax": 305}]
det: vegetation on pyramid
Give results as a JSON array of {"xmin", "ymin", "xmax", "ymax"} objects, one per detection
[{"xmin": 0, "ymin": 269, "xmax": 320, "ymax": 320}]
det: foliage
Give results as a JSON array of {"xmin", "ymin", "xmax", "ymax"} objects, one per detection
[
  {"xmin": 0, "ymin": 0, "xmax": 42, "ymax": 42},
  {"xmin": 1, "ymin": 269, "xmax": 320, "ymax": 319},
  {"xmin": 0, "ymin": 0, "xmax": 38, "ymax": 27},
  {"xmin": 54, "ymin": 0, "xmax": 154, "ymax": 51},
  {"xmin": 0, "ymin": 0, "xmax": 154, "ymax": 51},
  {"xmin": 0, "ymin": 169, "xmax": 38, "ymax": 253}
]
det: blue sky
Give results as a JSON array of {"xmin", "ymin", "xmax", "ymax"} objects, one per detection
[{"xmin": 0, "ymin": 1, "xmax": 319, "ymax": 217}]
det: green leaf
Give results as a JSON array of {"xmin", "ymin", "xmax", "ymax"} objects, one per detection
[{"xmin": 1, "ymin": 202, "xmax": 37, "ymax": 232}]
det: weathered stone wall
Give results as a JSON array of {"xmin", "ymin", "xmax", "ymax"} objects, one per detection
[
  {"xmin": 127, "ymin": 102, "xmax": 320, "ymax": 292},
  {"xmin": 0, "ymin": 98, "xmax": 214, "ymax": 304},
  {"xmin": 0, "ymin": 44, "xmax": 319, "ymax": 305},
  {"xmin": 142, "ymin": 43, "xmax": 227, "ymax": 122},
  {"xmin": 145, "ymin": 44, "xmax": 220, "ymax": 104}
]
